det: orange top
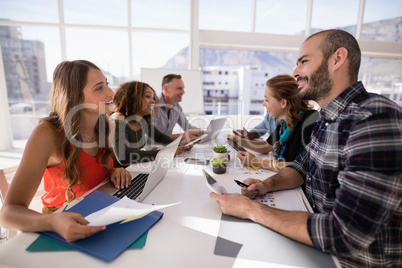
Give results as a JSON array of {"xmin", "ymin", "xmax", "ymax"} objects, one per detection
[{"xmin": 41, "ymin": 149, "xmax": 113, "ymax": 208}]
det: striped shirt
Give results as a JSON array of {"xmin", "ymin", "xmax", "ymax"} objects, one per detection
[{"xmin": 288, "ymin": 82, "xmax": 402, "ymax": 267}]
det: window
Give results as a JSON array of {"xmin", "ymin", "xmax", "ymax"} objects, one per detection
[
  {"xmin": 65, "ymin": 28, "xmax": 129, "ymax": 85},
  {"xmin": 199, "ymin": 0, "xmax": 253, "ymax": 32},
  {"xmin": 361, "ymin": 57, "xmax": 402, "ymax": 106},
  {"xmin": 131, "ymin": 0, "xmax": 190, "ymax": 30},
  {"xmin": 311, "ymin": 0, "xmax": 359, "ymax": 36},
  {"xmin": 0, "ymin": 0, "xmax": 58, "ymax": 23},
  {"xmin": 132, "ymin": 31, "xmax": 189, "ymax": 76},
  {"xmin": 255, "ymin": 0, "xmax": 307, "ymax": 35},
  {"xmin": 64, "ymin": 0, "xmax": 127, "ymax": 26},
  {"xmin": 361, "ymin": 0, "xmax": 402, "ymax": 42}
]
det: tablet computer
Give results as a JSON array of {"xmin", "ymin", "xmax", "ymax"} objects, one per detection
[
  {"xmin": 184, "ymin": 133, "xmax": 208, "ymax": 146},
  {"xmin": 202, "ymin": 169, "xmax": 227, "ymax": 194}
]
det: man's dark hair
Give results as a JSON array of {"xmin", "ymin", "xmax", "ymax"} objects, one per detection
[
  {"xmin": 162, "ymin": 74, "xmax": 182, "ymax": 87},
  {"xmin": 307, "ymin": 29, "xmax": 361, "ymax": 82}
]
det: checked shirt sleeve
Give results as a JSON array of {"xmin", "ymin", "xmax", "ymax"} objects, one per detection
[{"xmin": 307, "ymin": 107, "xmax": 402, "ymax": 264}]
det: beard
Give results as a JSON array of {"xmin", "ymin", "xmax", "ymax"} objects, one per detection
[{"xmin": 298, "ymin": 60, "xmax": 332, "ymax": 102}]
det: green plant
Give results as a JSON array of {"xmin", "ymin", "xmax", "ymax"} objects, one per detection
[
  {"xmin": 212, "ymin": 157, "xmax": 226, "ymax": 166},
  {"xmin": 213, "ymin": 145, "xmax": 228, "ymax": 153}
]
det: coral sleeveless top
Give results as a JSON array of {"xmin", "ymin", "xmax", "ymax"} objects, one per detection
[{"xmin": 41, "ymin": 149, "xmax": 113, "ymax": 208}]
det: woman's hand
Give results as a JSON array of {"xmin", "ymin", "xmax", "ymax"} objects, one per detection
[
  {"xmin": 51, "ymin": 212, "xmax": 106, "ymax": 242},
  {"xmin": 185, "ymin": 128, "xmax": 204, "ymax": 140},
  {"xmin": 110, "ymin": 168, "xmax": 132, "ymax": 189},
  {"xmin": 237, "ymin": 151, "xmax": 261, "ymax": 168},
  {"xmin": 227, "ymin": 134, "xmax": 242, "ymax": 143}
]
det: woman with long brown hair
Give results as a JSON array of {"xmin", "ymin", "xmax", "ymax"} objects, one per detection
[
  {"xmin": 228, "ymin": 74, "xmax": 319, "ymax": 172},
  {"xmin": 0, "ymin": 60, "xmax": 131, "ymax": 242},
  {"xmin": 112, "ymin": 81, "xmax": 188, "ymax": 168}
]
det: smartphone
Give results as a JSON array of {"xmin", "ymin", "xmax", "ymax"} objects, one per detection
[{"xmin": 185, "ymin": 158, "xmax": 210, "ymax": 165}]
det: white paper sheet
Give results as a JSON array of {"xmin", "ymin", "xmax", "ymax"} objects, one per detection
[{"xmin": 86, "ymin": 197, "xmax": 179, "ymax": 226}]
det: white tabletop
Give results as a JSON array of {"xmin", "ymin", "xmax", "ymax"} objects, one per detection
[{"xmin": 0, "ymin": 139, "xmax": 338, "ymax": 268}]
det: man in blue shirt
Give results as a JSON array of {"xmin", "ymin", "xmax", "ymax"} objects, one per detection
[{"xmin": 210, "ymin": 29, "xmax": 402, "ymax": 267}]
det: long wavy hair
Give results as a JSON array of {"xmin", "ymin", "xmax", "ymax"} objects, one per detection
[
  {"xmin": 267, "ymin": 74, "xmax": 312, "ymax": 131},
  {"xmin": 44, "ymin": 60, "xmax": 112, "ymax": 202},
  {"xmin": 113, "ymin": 81, "xmax": 158, "ymax": 125}
]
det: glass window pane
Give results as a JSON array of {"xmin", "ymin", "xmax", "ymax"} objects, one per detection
[
  {"xmin": 1, "ymin": 25, "xmax": 61, "ymax": 103},
  {"xmin": 200, "ymin": 48, "xmax": 297, "ymax": 115},
  {"xmin": 131, "ymin": 0, "xmax": 190, "ymax": 30},
  {"xmin": 361, "ymin": 0, "xmax": 402, "ymax": 42},
  {"xmin": 311, "ymin": 0, "xmax": 359, "ymax": 36},
  {"xmin": 255, "ymin": 0, "xmax": 308, "ymax": 35},
  {"xmin": 0, "ymin": 0, "xmax": 59, "ymax": 23},
  {"xmin": 199, "ymin": 0, "xmax": 253, "ymax": 32},
  {"xmin": 132, "ymin": 31, "xmax": 189, "ymax": 77},
  {"xmin": 361, "ymin": 57, "xmax": 402, "ymax": 106},
  {"xmin": 65, "ymin": 28, "xmax": 129, "ymax": 86},
  {"xmin": 63, "ymin": 0, "xmax": 127, "ymax": 26}
]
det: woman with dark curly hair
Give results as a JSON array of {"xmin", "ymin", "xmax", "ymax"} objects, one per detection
[
  {"xmin": 227, "ymin": 74, "xmax": 319, "ymax": 172},
  {"xmin": 112, "ymin": 81, "xmax": 188, "ymax": 168}
]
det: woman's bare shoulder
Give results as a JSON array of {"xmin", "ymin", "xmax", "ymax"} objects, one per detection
[{"xmin": 28, "ymin": 120, "xmax": 63, "ymax": 149}]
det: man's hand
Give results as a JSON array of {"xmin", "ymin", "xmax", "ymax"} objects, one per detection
[
  {"xmin": 175, "ymin": 145, "xmax": 190, "ymax": 156},
  {"xmin": 241, "ymin": 178, "xmax": 270, "ymax": 198},
  {"xmin": 209, "ymin": 192, "xmax": 255, "ymax": 219},
  {"xmin": 186, "ymin": 128, "xmax": 204, "ymax": 139}
]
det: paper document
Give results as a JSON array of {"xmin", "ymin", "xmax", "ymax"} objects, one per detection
[
  {"xmin": 253, "ymin": 188, "xmax": 307, "ymax": 212},
  {"xmin": 86, "ymin": 197, "xmax": 179, "ymax": 226}
]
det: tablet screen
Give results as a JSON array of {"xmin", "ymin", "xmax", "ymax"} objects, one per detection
[
  {"xmin": 184, "ymin": 133, "xmax": 208, "ymax": 146},
  {"xmin": 203, "ymin": 169, "xmax": 227, "ymax": 194}
]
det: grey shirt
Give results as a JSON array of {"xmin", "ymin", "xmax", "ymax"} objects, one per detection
[{"xmin": 154, "ymin": 95, "xmax": 196, "ymax": 135}]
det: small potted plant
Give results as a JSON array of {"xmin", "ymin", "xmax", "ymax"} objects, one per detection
[
  {"xmin": 212, "ymin": 157, "xmax": 227, "ymax": 174},
  {"xmin": 213, "ymin": 145, "xmax": 230, "ymax": 161}
]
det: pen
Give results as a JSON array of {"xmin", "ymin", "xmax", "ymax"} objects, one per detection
[{"xmin": 234, "ymin": 179, "xmax": 249, "ymax": 188}]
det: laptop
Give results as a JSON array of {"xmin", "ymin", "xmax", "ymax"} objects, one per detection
[
  {"xmin": 198, "ymin": 117, "xmax": 227, "ymax": 143},
  {"xmin": 97, "ymin": 137, "xmax": 181, "ymax": 202}
]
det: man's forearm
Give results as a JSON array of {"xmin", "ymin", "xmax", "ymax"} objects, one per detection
[
  {"xmin": 168, "ymin": 133, "xmax": 182, "ymax": 139},
  {"xmin": 264, "ymin": 167, "xmax": 304, "ymax": 192},
  {"xmin": 248, "ymin": 202, "xmax": 313, "ymax": 246}
]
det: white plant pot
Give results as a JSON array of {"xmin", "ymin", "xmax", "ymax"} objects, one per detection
[{"xmin": 213, "ymin": 152, "xmax": 229, "ymax": 162}]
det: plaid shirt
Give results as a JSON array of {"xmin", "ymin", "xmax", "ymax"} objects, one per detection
[{"xmin": 288, "ymin": 82, "xmax": 402, "ymax": 268}]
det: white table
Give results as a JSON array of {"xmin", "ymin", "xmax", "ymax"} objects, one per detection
[{"xmin": 0, "ymin": 140, "xmax": 339, "ymax": 268}]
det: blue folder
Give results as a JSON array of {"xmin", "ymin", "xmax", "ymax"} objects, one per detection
[{"xmin": 36, "ymin": 190, "xmax": 163, "ymax": 262}]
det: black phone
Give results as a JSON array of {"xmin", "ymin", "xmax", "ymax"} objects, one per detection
[{"xmin": 185, "ymin": 158, "xmax": 209, "ymax": 165}]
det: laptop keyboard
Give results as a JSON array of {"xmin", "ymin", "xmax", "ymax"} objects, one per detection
[{"xmin": 113, "ymin": 173, "xmax": 149, "ymax": 200}]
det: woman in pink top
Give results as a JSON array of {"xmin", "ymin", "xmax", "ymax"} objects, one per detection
[{"xmin": 0, "ymin": 60, "xmax": 131, "ymax": 242}]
